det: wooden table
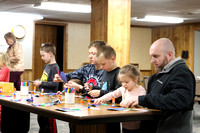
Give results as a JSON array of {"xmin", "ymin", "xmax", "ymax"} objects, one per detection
[{"xmin": 0, "ymin": 92, "xmax": 161, "ymax": 133}]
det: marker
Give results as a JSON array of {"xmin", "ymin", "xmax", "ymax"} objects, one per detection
[
  {"xmin": 56, "ymin": 68, "xmax": 60, "ymax": 76},
  {"xmin": 72, "ymin": 109, "xmax": 80, "ymax": 111}
]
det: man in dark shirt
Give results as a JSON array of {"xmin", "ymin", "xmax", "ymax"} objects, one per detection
[{"xmin": 121, "ymin": 38, "xmax": 195, "ymax": 133}]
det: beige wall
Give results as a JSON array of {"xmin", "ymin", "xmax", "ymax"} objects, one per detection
[
  {"xmin": 130, "ymin": 27, "xmax": 152, "ymax": 70},
  {"xmin": 67, "ymin": 23, "xmax": 152, "ymax": 70},
  {"xmin": 67, "ymin": 23, "xmax": 91, "ymax": 69}
]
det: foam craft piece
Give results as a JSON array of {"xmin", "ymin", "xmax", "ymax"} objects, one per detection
[
  {"xmin": 107, "ymin": 107, "xmax": 126, "ymax": 111},
  {"xmin": 60, "ymin": 71, "xmax": 68, "ymax": 83}
]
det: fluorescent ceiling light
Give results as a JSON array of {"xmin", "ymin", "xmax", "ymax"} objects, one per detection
[
  {"xmin": 133, "ymin": 15, "xmax": 184, "ymax": 23},
  {"xmin": 34, "ymin": 2, "xmax": 91, "ymax": 13},
  {"xmin": 0, "ymin": 12, "xmax": 43, "ymax": 20}
]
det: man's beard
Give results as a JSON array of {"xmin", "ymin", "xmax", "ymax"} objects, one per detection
[{"xmin": 155, "ymin": 57, "xmax": 168, "ymax": 72}]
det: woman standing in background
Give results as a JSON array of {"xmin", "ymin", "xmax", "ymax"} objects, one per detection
[
  {"xmin": 4, "ymin": 32, "xmax": 24, "ymax": 91},
  {"xmin": 2, "ymin": 32, "xmax": 29, "ymax": 133}
]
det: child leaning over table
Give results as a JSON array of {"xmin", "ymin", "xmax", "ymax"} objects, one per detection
[
  {"xmin": 33, "ymin": 43, "xmax": 60, "ymax": 133},
  {"xmin": 94, "ymin": 64, "xmax": 146, "ymax": 133}
]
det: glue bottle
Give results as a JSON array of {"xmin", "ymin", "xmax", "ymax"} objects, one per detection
[
  {"xmin": 31, "ymin": 91, "xmax": 34, "ymax": 101},
  {"xmin": 88, "ymin": 99, "xmax": 91, "ymax": 110},
  {"xmin": 13, "ymin": 88, "xmax": 16, "ymax": 98},
  {"xmin": 0, "ymin": 85, "xmax": 2, "ymax": 93},
  {"xmin": 33, "ymin": 86, "xmax": 36, "ymax": 94},
  {"xmin": 112, "ymin": 98, "xmax": 115, "ymax": 107}
]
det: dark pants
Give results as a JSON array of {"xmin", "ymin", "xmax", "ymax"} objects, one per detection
[
  {"xmin": 38, "ymin": 115, "xmax": 57, "ymax": 133},
  {"xmin": 1, "ymin": 106, "xmax": 30, "ymax": 133},
  {"xmin": 10, "ymin": 71, "xmax": 23, "ymax": 91}
]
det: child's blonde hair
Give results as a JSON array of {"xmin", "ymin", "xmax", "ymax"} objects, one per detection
[
  {"xmin": 118, "ymin": 64, "xmax": 140, "ymax": 84},
  {"xmin": 0, "ymin": 52, "xmax": 10, "ymax": 68}
]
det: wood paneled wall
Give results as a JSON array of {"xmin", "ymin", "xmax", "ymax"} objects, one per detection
[
  {"xmin": 20, "ymin": 69, "xmax": 34, "ymax": 90},
  {"xmin": 152, "ymin": 23, "xmax": 198, "ymax": 73}
]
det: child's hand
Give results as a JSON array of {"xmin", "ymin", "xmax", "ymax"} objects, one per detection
[
  {"xmin": 94, "ymin": 98, "xmax": 103, "ymax": 104},
  {"xmin": 88, "ymin": 90, "xmax": 100, "ymax": 98},
  {"xmin": 54, "ymin": 74, "xmax": 62, "ymax": 82},
  {"xmin": 33, "ymin": 80, "xmax": 42, "ymax": 87},
  {"xmin": 64, "ymin": 81, "xmax": 81, "ymax": 92},
  {"xmin": 84, "ymin": 83, "xmax": 92, "ymax": 91},
  {"xmin": 57, "ymin": 91, "xmax": 61, "ymax": 95}
]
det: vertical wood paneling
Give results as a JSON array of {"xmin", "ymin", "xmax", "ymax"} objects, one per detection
[
  {"xmin": 91, "ymin": 0, "xmax": 131, "ymax": 68},
  {"xmin": 20, "ymin": 69, "xmax": 34, "ymax": 90},
  {"xmin": 91, "ymin": 0, "xmax": 108, "ymax": 41},
  {"xmin": 107, "ymin": 0, "xmax": 131, "ymax": 67},
  {"xmin": 152, "ymin": 24, "xmax": 194, "ymax": 73}
]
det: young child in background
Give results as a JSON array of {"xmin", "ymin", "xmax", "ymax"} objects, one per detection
[
  {"xmin": 94, "ymin": 64, "xmax": 146, "ymax": 133},
  {"xmin": 88, "ymin": 45, "xmax": 121, "ymax": 102},
  {"xmin": 0, "ymin": 52, "xmax": 10, "ymax": 82},
  {"xmin": 33, "ymin": 43, "xmax": 59, "ymax": 133}
]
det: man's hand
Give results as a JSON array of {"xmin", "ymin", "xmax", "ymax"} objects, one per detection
[{"xmin": 120, "ymin": 96, "xmax": 139, "ymax": 108}]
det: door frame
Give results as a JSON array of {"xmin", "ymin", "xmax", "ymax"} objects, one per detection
[{"xmin": 32, "ymin": 20, "xmax": 68, "ymax": 81}]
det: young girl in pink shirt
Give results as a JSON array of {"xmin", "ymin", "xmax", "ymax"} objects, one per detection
[
  {"xmin": 0, "ymin": 52, "xmax": 10, "ymax": 82},
  {"xmin": 94, "ymin": 64, "xmax": 146, "ymax": 133}
]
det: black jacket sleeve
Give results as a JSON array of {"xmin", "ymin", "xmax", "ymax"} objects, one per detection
[{"xmin": 139, "ymin": 66, "xmax": 195, "ymax": 111}]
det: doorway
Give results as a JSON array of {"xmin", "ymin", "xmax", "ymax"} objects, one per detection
[{"xmin": 33, "ymin": 23, "xmax": 66, "ymax": 91}]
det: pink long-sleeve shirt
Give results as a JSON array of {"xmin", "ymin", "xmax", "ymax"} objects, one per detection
[
  {"xmin": 100, "ymin": 85, "xmax": 146, "ymax": 130},
  {"xmin": 0, "ymin": 67, "xmax": 10, "ymax": 82}
]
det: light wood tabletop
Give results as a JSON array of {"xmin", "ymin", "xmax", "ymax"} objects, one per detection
[{"xmin": 0, "ymin": 91, "xmax": 161, "ymax": 133}]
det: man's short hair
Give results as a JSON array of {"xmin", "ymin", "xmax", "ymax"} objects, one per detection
[
  {"xmin": 96, "ymin": 45, "xmax": 116, "ymax": 59},
  {"xmin": 40, "ymin": 43, "xmax": 56, "ymax": 55},
  {"xmin": 88, "ymin": 40, "xmax": 107, "ymax": 49}
]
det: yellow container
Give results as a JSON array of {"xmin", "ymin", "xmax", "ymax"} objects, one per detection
[{"xmin": 0, "ymin": 82, "xmax": 14, "ymax": 93}]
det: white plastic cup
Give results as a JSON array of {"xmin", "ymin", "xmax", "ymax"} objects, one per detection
[
  {"xmin": 65, "ymin": 93, "xmax": 75, "ymax": 104},
  {"xmin": 20, "ymin": 86, "xmax": 29, "ymax": 95}
]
